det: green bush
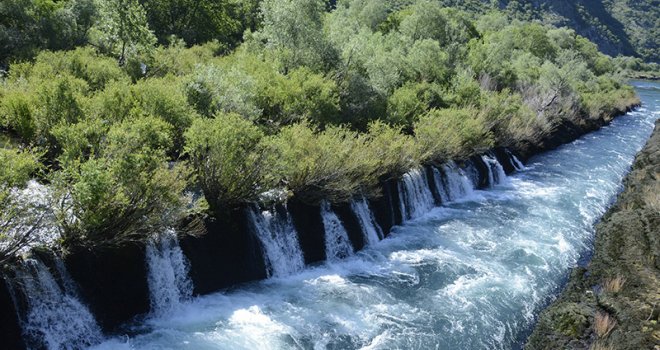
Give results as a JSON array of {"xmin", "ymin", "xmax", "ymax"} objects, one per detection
[
  {"xmin": 51, "ymin": 117, "xmax": 107, "ymax": 166},
  {"xmin": 1, "ymin": 74, "xmax": 89, "ymax": 150},
  {"xmin": 414, "ymin": 107, "xmax": 493, "ymax": 162},
  {"xmin": 259, "ymin": 67, "xmax": 341, "ymax": 127},
  {"xmin": 0, "ymin": 148, "xmax": 42, "ymax": 188},
  {"xmin": 93, "ymin": 77, "xmax": 197, "ymax": 155},
  {"xmin": 53, "ymin": 116, "xmax": 188, "ymax": 247},
  {"xmin": 0, "ymin": 87, "xmax": 38, "ymax": 142},
  {"xmin": 24, "ymin": 48, "xmax": 128, "ymax": 90},
  {"xmin": 386, "ymin": 82, "xmax": 444, "ymax": 128},
  {"xmin": 0, "ymin": 147, "xmax": 46, "ymax": 264},
  {"xmin": 364, "ymin": 121, "xmax": 421, "ymax": 181},
  {"xmin": 184, "ymin": 113, "xmax": 269, "ymax": 210},
  {"xmin": 185, "ymin": 63, "xmax": 262, "ymax": 120},
  {"xmin": 131, "ymin": 77, "xmax": 197, "ymax": 154},
  {"xmin": 146, "ymin": 39, "xmax": 221, "ymax": 77},
  {"xmin": 265, "ymin": 122, "xmax": 378, "ymax": 204}
]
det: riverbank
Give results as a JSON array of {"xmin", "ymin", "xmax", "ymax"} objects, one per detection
[{"xmin": 526, "ymin": 119, "xmax": 660, "ymax": 349}]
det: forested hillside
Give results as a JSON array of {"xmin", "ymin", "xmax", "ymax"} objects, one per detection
[
  {"xmin": 497, "ymin": 0, "xmax": 659, "ymax": 63},
  {"xmin": 0, "ymin": 0, "xmax": 641, "ymax": 256}
]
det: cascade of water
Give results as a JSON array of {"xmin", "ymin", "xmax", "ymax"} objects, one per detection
[
  {"xmin": 439, "ymin": 161, "xmax": 475, "ymax": 202},
  {"xmin": 432, "ymin": 167, "xmax": 450, "ymax": 204},
  {"xmin": 146, "ymin": 230, "xmax": 193, "ymax": 316},
  {"xmin": 9, "ymin": 257, "xmax": 102, "ymax": 349},
  {"xmin": 247, "ymin": 206, "xmax": 305, "ymax": 277},
  {"xmin": 463, "ymin": 161, "xmax": 482, "ymax": 188},
  {"xmin": 320, "ymin": 201, "xmax": 354, "ymax": 260},
  {"xmin": 506, "ymin": 149, "xmax": 525, "ymax": 171},
  {"xmin": 398, "ymin": 168, "xmax": 435, "ymax": 221},
  {"xmin": 350, "ymin": 197, "xmax": 383, "ymax": 246},
  {"xmin": 481, "ymin": 154, "xmax": 507, "ymax": 186}
]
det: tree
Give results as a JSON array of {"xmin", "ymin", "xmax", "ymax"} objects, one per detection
[
  {"xmin": 91, "ymin": 0, "xmax": 156, "ymax": 65},
  {"xmin": 141, "ymin": 0, "xmax": 249, "ymax": 47},
  {"xmin": 0, "ymin": 0, "xmax": 97, "ymax": 64},
  {"xmin": 255, "ymin": 0, "xmax": 336, "ymax": 72}
]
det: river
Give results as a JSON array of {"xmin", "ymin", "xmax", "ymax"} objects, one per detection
[{"xmin": 93, "ymin": 81, "xmax": 659, "ymax": 350}]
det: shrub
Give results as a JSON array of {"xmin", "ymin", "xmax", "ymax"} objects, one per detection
[
  {"xmin": 386, "ymin": 82, "xmax": 444, "ymax": 128},
  {"xmin": 131, "ymin": 77, "xmax": 197, "ymax": 154},
  {"xmin": 0, "ymin": 148, "xmax": 46, "ymax": 263},
  {"xmin": 1, "ymin": 74, "xmax": 89, "ymax": 150},
  {"xmin": 0, "ymin": 87, "xmax": 38, "ymax": 141},
  {"xmin": 184, "ymin": 113, "xmax": 269, "ymax": 210},
  {"xmin": 52, "ymin": 118, "xmax": 108, "ymax": 166},
  {"xmin": 146, "ymin": 39, "xmax": 221, "ymax": 78},
  {"xmin": 25, "ymin": 48, "xmax": 128, "ymax": 90},
  {"xmin": 259, "ymin": 67, "xmax": 341, "ymax": 126},
  {"xmin": 93, "ymin": 77, "xmax": 197, "ymax": 155},
  {"xmin": 364, "ymin": 121, "xmax": 421, "ymax": 180},
  {"xmin": 53, "ymin": 116, "xmax": 188, "ymax": 247},
  {"xmin": 414, "ymin": 107, "xmax": 493, "ymax": 162},
  {"xmin": 480, "ymin": 90, "xmax": 538, "ymax": 146},
  {"xmin": 0, "ymin": 148, "xmax": 42, "ymax": 188},
  {"xmin": 186, "ymin": 64, "xmax": 262, "ymax": 120},
  {"xmin": 265, "ymin": 122, "xmax": 378, "ymax": 204}
]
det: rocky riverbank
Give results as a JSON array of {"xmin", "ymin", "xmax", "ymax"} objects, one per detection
[{"xmin": 527, "ymin": 119, "xmax": 660, "ymax": 350}]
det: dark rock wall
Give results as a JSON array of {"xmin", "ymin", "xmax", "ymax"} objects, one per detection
[
  {"xmin": 64, "ymin": 244, "xmax": 150, "ymax": 332},
  {"xmin": 0, "ymin": 275, "xmax": 26, "ymax": 350},
  {"xmin": 179, "ymin": 209, "xmax": 268, "ymax": 296},
  {"xmin": 288, "ymin": 199, "xmax": 326, "ymax": 264}
]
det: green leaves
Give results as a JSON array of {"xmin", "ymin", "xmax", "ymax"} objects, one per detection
[
  {"xmin": 53, "ymin": 116, "xmax": 188, "ymax": 247},
  {"xmin": 184, "ymin": 113, "xmax": 268, "ymax": 210},
  {"xmin": 414, "ymin": 108, "xmax": 493, "ymax": 162},
  {"xmin": 0, "ymin": 148, "xmax": 42, "ymax": 189},
  {"xmin": 264, "ymin": 122, "xmax": 379, "ymax": 204},
  {"xmin": 90, "ymin": 0, "xmax": 156, "ymax": 62}
]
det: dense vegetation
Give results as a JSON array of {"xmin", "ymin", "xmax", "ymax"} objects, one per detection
[{"xmin": 0, "ymin": 0, "xmax": 643, "ymax": 255}]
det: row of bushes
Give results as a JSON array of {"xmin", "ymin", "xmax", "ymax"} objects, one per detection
[{"xmin": 0, "ymin": 0, "xmax": 640, "ymax": 252}]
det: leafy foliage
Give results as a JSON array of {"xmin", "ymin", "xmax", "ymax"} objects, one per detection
[
  {"xmin": 184, "ymin": 113, "xmax": 268, "ymax": 210},
  {"xmin": 53, "ymin": 116, "xmax": 189, "ymax": 247},
  {"xmin": 0, "ymin": 0, "xmax": 645, "ymax": 251}
]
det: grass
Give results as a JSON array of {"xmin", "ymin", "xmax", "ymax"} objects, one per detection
[
  {"xmin": 589, "ymin": 342, "xmax": 613, "ymax": 350},
  {"xmin": 594, "ymin": 311, "xmax": 617, "ymax": 338},
  {"xmin": 643, "ymin": 182, "xmax": 660, "ymax": 212},
  {"xmin": 603, "ymin": 275, "xmax": 627, "ymax": 294}
]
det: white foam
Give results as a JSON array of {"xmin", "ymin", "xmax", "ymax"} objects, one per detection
[
  {"xmin": 248, "ymin": 206, "xmax": 305, "ymax": 277},
  {"xmin": 146, "ymin": 229, "xmax": 193, "ymax": 316},
  {"xmin": 321, "ymin": 201, "xmax": 354, "ymax": 260}
]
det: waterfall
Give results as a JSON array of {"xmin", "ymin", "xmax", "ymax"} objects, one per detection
[
  {"xmin": 506, "ymin": 149, "xmax": 525, "ymax": 171},
  {"xmin": 320, "ymin": 201, "xmax": 354, "ymax": 260},
  {"xmin": 9, "ymin": 257, "xmax": 102, "ymax": 349},
  {"xmin": 146, "ymin": 230, "xmax": 193, "ymax": 316},
  {"xmin": 463, "ymin": 161, "xmax": 481, "ymax": 188},
  {"xmin": 247, "ymin": 206, "xmax": 305, "ymax": 277},
  {"xmin": 435, "ymin": 162, "xmax": 475, "ymax": 202},
  {"xmin": 481, "ymin": 154, "xmax": 507, "ymax": 187},
  {"xmin": 350, "ymin": 197, "xmax": 383, "ymax": 246},
  {"xmin": 398, "ymin": 168, "xmax": 435, "ymax": 221}
]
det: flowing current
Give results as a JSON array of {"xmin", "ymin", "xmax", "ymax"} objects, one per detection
[{"xmin": 93, "ymin": 82, "xmax": 659, "ymax": 349}]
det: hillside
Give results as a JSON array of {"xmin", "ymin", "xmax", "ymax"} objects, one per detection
[{"xmin": 497, "ymin": 0, "xmax": 659, "ymax": 63}]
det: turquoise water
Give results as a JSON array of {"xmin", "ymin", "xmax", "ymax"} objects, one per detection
[{"xmin": 93, "ymin": 81, "xmax": 659, "ymax": 350}]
